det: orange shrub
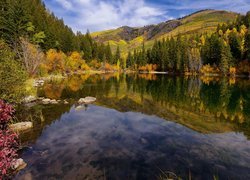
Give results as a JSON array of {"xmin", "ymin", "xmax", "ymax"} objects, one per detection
[
  {"xmin": 138, "ymin": 64, "xmax": 157, "ymax": 72},
  {"xmin": 229, "ymin": 67, "xmax": 236, "ymax": 75},
  {"xmin": 104, "ymin": 63, "xmax": 113, "ymax": 71},
  {"xmin": 200, "ymin": 64, "xmax": 220, "ymax": 74},
  {"xmin": 89, "ymin": 59, "xmax": 101, "ymax": 69},
  {"xmin": 46, "ymin": 49, "xmax": 66, "ymax": 74},
  {"xmin": 81, "ymin": 63, "xmax": 91, "ymax": 71}
]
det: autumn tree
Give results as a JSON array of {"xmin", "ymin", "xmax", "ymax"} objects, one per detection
[
  {"xmin": 19, "ymin": 38, "xmax": 45, "ymax": 76},
  {"xmin": 46, "ymin": 49, "xmax": 65, "ymax": 74}
]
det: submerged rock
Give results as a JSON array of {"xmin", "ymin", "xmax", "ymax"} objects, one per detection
[
  {"xmin": 78, "ymin": 97, "xmax": 96, "ymax": 104},
  {"xmin": 9, "ymin": 122, "xmax": 33, "ymax": 132}
]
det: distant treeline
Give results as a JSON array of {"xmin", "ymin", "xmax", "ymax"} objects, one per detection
[{"xmin": 128, "ymin": 12, "xmax": 250, "ymax": 75}]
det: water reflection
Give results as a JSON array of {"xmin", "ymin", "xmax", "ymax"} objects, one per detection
[{"xmin": 15, "ymin": 74, "xmax": 250, "ymax": 179}]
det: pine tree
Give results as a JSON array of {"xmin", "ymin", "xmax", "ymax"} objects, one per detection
[
  {"xmin": 115, "ymin": 46, "xmax": 121, "ymax": 63},
  {"xmin": 105, "ymin": 43, "xmax": 112, "ymax": 64},
  {"xmin": 126, "ymin": 51, "xmax": 132, "ymax": 68},
  {"xmin": 220, "ymin": 40, "xmax": 233, "ymax": 75}
]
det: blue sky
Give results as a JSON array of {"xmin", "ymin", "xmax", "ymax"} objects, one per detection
[{"xmin": 42, "ymin": 0, "xmax": 250, "ymax": 33}]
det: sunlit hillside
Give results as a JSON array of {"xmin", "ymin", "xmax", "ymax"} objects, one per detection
[{"xmin": 91, "ymin": 9, "xmax": 238, "ymax": 55}]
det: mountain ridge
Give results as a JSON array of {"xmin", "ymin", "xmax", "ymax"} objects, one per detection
[{"xmin": 91, "ymin": 9, "xmax": 238, "ymax": 54}]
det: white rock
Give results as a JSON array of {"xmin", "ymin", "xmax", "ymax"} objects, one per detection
[
  {"xmin": 50, "ymin": 99, "xmax": 58, "ymax": 104},
  {"xmin": 11, "ymin": 158, "xmax": 27, "ymax": 171},
  {"xmin": 78, "ymin": 97, "xmax": 96, "ymax": 104},
  {"xmin": 42, "ymin": 98, "xmax": 51, "ymax": 102},
  {"xmin": 23, "ymin": 96, "xmax": 37, "ymax": 103},
  {"xmin": 75, "ymin": 105, "xmax": 86, "ymax": 111},
  {"xmin": 9, "ymin": 122, "xmax": 33, "ymax": 132}
]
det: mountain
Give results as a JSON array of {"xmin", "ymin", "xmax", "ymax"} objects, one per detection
[{"xmin": 91, "ymin": 9, "xmax": 238, "ymax": 55}]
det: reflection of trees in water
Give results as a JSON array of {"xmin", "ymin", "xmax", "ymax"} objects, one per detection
[
  {"xmin": 35, "ymin": 74, "xmax": 250, "ymax": 137},
  {"xmin": 16, "ymin": 104, "xmax": 72, "ymax": 143}
]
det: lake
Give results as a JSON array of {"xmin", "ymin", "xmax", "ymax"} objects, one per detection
[{"xmin": 15, "ymin": 73, "xmax": 250, "ymax": 180}]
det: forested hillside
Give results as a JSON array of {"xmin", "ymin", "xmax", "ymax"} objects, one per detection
[
  {"xmin": 92, "ymin": 10, "xmax": 238, "ymax": 54},
  {"xmin": 128, "ymin": 12, "xmax": 250, "ymax": 75},
  {"xmin": 0, "ymin": 0, "xmax": 117, "ymax": 102}
]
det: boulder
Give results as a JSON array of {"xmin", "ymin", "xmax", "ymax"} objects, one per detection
[
  {"xmin": 9, "ymin": 122, "xmax": 33, "ymax": 132},
  {"xmin": 75, "ymin": 105, "xmax": 86, "ymax": 111},
  {"xmin": 11, "ymin": 158, "xmax": 27, "ymax": 171},
  {"xmin": 78, "ymin": 97, "xmax": 96, "ymax": 104},
  {"xmin": 50, "ymin": 99, "xmax": 58, "ymax": 104},
  {"xmin": 42, "ymin": 98, "xmax": 51, "ymax": 104},
  {"xmin": 22, "ymin": 95, "xmax": 37, "ymax": 103}
]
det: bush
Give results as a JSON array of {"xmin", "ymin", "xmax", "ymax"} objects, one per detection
[
  {"xmin": 0, "ymin": 40, "xmax": 27, "ymax": 103},
  {"xmin": 89, "ymin": 60, "xmax": 101, "ymax": 69},
  {"xmin": 138, "ymin": 64, "xmax": 157, "ymax": 72},
  {"xmin": 0, "ymin": 100, "xmax": 19, "ymax": 178},
  {"xmin": 200, "ymin": 64, "xmax": 220, "ymax": 75}
]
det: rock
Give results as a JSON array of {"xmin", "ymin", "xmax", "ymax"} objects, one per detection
[
  {"xmin": 9, "ymin": 122, "xmax": 33, "ymax": 132},
  {"xmin": 33, "ymin": 79, "xmax": 44, "ymax": 87},
  {"xmin": 50, "ymin": 99, "xmax": 58, "ymax": 104},
  {"xmin": 42, "ymin": 98, "xmax": 51, "ymax": 102},
  {"xmin": 75, "ymin": 105, "xmax": 86, "ymax": 111},
  {"xmin": 78, "ymin": 97, "xmax": 96, "ymax": 104},
  {"xmin": 11, "ymin": 158, "xmax": 27, "ymax": 171},
  {"xmin": 42, "ymin": 98, "xmax": 60, "ymax": 104},
  {"xmin": 22, "ymin": 95, "xmax": 37, "ymax": 103},
  {"xmin": 64, "ymin": 100, "xmax": 69, "ymax": 104},
  {"xmin": 17, "ymin": 173, "xmax": 32, "ymax": 180}
]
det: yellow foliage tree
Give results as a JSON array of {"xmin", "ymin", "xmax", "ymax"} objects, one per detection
[
  {"xmin": 66, "ymin": 51, "xmax": 83, "ymax": 73},
  {"xmin": 46, "ymin": 49, "xmax": 66, "ymax": 74}
]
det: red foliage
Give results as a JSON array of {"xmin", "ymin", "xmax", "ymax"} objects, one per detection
[
  {"xmin": 0, "ymin": 130, "xmax": 19, "ymax": 176},
  {"xmin": 0, "ymin": 100, "xmax": 14, "ymax": 126},
  {"xmin": 0, "ymin": 100, "xmax": 19, "ymax": 177}
]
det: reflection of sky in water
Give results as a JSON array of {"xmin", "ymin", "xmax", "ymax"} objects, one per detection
[{"xmin": 16, "ymin": 105, "xmax": 250, "ymax": 179}]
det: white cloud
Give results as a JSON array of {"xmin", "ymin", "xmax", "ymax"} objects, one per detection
[
  {"xmin": 47, "ymin": 0, "xmax": 169, "ymax": 33},
  {"xmin": 54, "ymin": 0, "xmax": 72, "ymax": 10},
  {"xmin": 163, "ymin": 0, "xmax": 250, "ymax": 13},
  {"xmin": 45, "ymin": 0, "xmax": 250, "ymax": 33}
]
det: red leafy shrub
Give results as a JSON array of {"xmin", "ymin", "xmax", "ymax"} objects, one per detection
[
  {"xmin": 0, "ymin": 100, "xmax": 19, "ymax": 178},
  {"xmin": 0, "ymin": 130, "xmax": 19, "ymax": 176},
  {"xmin": 0, "ymin": 100, "xmax": 14, "ymax": 130}
]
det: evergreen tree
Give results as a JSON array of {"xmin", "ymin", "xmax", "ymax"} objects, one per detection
[
  {"xmin": 105, "ymin": 43, "xmax": 112, "ymax": 63},
  {"xmin": 228, "ymin": 30, "xmax": 241, "ymax": 62},
  {"xmin": 115, "ymin": 46, "xmax": 121, "ymax": 63},
  {"xmin": 126, "ymin": 51, "xmax": 132, "ymax": 68},
  {"xmin": 220, "ymin": 40, "xmax": 233, "ymax": 74}
]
